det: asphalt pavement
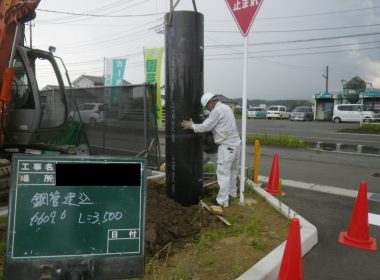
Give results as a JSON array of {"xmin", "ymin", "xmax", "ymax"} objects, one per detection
[
  {"xmin": 246, "ymin": 145, "xmax": 380, "ymax": 279},
  {"xmin": 282, "ymin": 186, "xmax": 380, "ymax": 280}
]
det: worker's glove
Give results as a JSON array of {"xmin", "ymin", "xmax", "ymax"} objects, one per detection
[{"xmin": 181, "ymin": 118, "xmax": 194, "ymax": 130}]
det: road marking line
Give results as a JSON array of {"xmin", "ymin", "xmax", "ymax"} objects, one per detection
[
  {"xmin": 258, "ymin": 175, "xmax": 375, "ymax": 200},
  {"xmin": 251, "ymin": 132, "xmax": 380, "ymax": 144},
  {"xmin": 258, "ymin": 176, "xmax": 380, "ymax": 223}
]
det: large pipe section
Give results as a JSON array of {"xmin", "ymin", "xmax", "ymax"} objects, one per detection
[{"xmin": 165, "ymin": 11, "xmax": 204, "ymax": 206}]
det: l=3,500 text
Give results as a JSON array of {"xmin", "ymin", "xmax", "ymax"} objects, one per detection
[{"xmin": 29, "ymin": 210, "xmax": 123, "ymax": 227}]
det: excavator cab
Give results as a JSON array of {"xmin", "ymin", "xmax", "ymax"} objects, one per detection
[
  {"xmin": 6, "ymin": 45, "xmax": 67, "ymax": 145},
  {"xmin": 0, "ymin": 0, "xmax": 69, "ymax": 148}
]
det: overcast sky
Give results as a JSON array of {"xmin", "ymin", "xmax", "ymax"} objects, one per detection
[{"xmin": 30, "ymin": 0, "xmax": 380, "ymax": 100}]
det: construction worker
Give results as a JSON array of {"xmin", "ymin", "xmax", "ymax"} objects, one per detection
[
  {"xmin": 181, "ymin": 92, "xmax": 241, "ymax": 207},
  {"xmin": 202, "ymin": 109, "xmax": 218, "ymax": 166}
]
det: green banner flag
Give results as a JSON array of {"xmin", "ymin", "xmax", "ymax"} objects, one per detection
[
  {"xmin": 104, "ymin": 58, "xmax": 127, "ymax": 105},
  {"xmin": 144, "ymin": 48, "xmax": 163, "ymax": 128}
]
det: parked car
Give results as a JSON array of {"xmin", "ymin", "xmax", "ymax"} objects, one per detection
[
  {"xmin": 332, "ymin": 104, "xmax": 374, "ymax": 123},
  {"xmin": 290, "ymin": 107, "xmax": 313, "ymax": 121},
  {"xmin": 266, "ymin": 105, "xmax": 290, "ymax": 119},
  {"xmin": 247, "ymin": 107, "xmax": 266, "ymax": 119},
  {"xmin": 68, "ymin": 102, "xmax": 105, "ymax": 126}
]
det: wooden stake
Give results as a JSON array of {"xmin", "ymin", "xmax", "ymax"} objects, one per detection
[
  {"xmin": 203, "ymin": 180, "xmax": 218, "ymax": 188},
  {"xmin": 200, "ymin": 200, "xmax": 231, "ymax": 226}
]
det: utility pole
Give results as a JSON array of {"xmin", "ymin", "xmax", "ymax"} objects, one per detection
[{"xmin": 322, "ymin": 65, "xmax": 329, "ymax": 93}]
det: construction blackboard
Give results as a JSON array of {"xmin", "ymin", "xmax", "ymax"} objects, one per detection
[{"xmin": 5, "ymin": 155, "xmax": 146, "ymax": 279}]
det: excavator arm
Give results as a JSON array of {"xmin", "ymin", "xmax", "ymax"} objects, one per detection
[
  {"xmin": 0, "ymin": 0, "xmax": 40, "ymax": 145},
  {"xmin": 0, "ymin": 0, "xmax": 40, "ymax": 75}
]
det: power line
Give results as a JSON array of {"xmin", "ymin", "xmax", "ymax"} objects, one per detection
[
  {"xmin": 39, "ymin": 4, "xmax": 380, "ymax": 21},
  {"xmin": 206, "ymin": 5, "xmax": 380, "ymax": 22},
  {"xmin": 37, "ymin": 8, "xmax": 165, "ymax": 18},
  {"xmin": 206, "ymin": 46, "xmax": 380, "ymax": 61},
  {"xmin": 206, "ymin": 23, "xmax": 380, "ymax": 34},
  {"xmin": 36, "ymin": 0, "xmax": 141, "ymax": 23},
  {"xmin": 42, "ymin": 43, "xmax": 378, "ymax": 81},
  {"xmin": 50, "ymin": 0, "xmax": 156, "ymax": 24},
  {"xmin": 206, "ymin": 40, "xmax": 380, "ymax": 57},
  {"xmin": 259, "ymin": 5, "xmax": 380, "ymax": 20},
  {"xmin": 44, "ymin": 42, "xmax": 378, "ymax": 77},
  {"xmin": 206, "ymin": 32, "xmax": 380, "ymax": 48},
  {"xmin": 38, "ymin": 17, "xmax": 160, "ymax": 49}
]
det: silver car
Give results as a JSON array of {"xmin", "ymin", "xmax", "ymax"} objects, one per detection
[{"xmin": 290, "ymin": 107, "xmax": 313, "ymax": 121}]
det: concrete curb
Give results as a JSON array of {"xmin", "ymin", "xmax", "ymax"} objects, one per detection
[
  {"xmin": 236, "ymin": 179, "xmax": 318, "ymax": 280},
  {"xmin": 306, "ymin": 141, "xmax": 380, "ymax": 156}
]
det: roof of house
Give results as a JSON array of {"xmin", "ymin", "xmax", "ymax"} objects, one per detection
[
  {"xmin": 72, "ymin": 75, "xmax": 105, "ymax": 86},
  {"xmin": 41, "ymin": 85, "xmax": 70, "ymax": 91},
  {"xmin": 41, "ymin": 85, "xmax": 61, "ymax": 90},
  {"xmin": 72, "ymin": 75, "xmax": 131, "ymax": 86}
]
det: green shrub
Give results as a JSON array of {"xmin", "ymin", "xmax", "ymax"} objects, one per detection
[
  {"xmin": 246, "ymin": 134, "xmax": 307, "ymax": 148},
  {"xmin": 340, "ymin": 124, "xmax": 380, "ymax": 134}
]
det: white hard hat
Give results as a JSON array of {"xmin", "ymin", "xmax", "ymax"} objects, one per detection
[{"xmin": 201, "ymin": 92, "xmax": 215, "ymax": 107}]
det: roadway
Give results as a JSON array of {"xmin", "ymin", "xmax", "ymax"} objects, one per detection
[
  {"xmin": 244, "ymin": 142, "xmax": 380, "ymax": 279},
  {"xmin": 245, "ymin": 145, "xmax": 380, "ymax": 193},
  {"xmin": 239, "ymin": 119, "xmax": 380, "ymax": 147}
]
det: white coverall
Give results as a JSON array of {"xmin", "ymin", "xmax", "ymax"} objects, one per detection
[{"xmin": 192, "ymin": 101, "xmax": 241, "ymax": 207}]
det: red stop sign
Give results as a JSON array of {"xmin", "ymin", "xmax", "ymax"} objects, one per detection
[{"xmin": 225, "ymin": 0, "xmax": 264, "ymax": 37}]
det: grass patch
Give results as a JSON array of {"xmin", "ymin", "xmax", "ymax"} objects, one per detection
[
  {"xmin": 140, "ymin": 186, "xmax": 289, "ymax": 280},
  {"xmin": 0, "ymin": 216, "xmax": 6, "ymax": 280},
  {"xmin": 203, "ymin": 162, "xmax": 216, "ymax": 173},
  {"xmin": 339, "ymin": 124, "xmax": 380, "ymax": 134},
  {"xmin": 250, "ymin": 239, "xmax": 266, "ymax": 250},
  {"xmin": 247, "ymin": 133, "xmax": 307, "ymax": 148}
]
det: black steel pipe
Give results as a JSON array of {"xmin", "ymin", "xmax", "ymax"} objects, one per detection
[
  {"xmin": 69, "ymin": 270, "xmax": 82, "ymax": 280},
  {"xmin": 165, "ymin": 11, "xmax": 204, "ymax": 206}
]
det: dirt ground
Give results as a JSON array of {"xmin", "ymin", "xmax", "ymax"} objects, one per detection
[
  {"xmin": 142, "ymin": 178, "xmax": 289, "ymax": 280},
  {"xmin": 0, "ymin": 178, "xmax": 289, "ymax": 280}
]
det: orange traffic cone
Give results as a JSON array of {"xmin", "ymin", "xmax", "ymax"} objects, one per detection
[
  {"xmin": 338, "ymin": 181, "xmax": 377, "ymax": 251},
  {"xmin": 265, "ymin": 153, "xmax": 284, "ymax": 195},
  {"xmin": 278, "ymin": 218, "xmax": 303, "ymax": 280}
]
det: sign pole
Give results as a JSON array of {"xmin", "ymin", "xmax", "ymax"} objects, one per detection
[
  {"xmin": 239, "ymin": 35, "xmax": 248, "ymax": 204},
  {"xmin": 224, "ymin": 0, "xmax": 265, "ymax": 204}
]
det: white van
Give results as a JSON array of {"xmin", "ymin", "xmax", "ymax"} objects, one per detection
[
  {"xmin": 266, "ymin": 105, "xmax": 290, "ymax": 119},
  {"xmin": 332, "ymin": 104, "xmax": 374, "ymax": 123},
  {"xmin": 68, "ymin": 102, "xmax": 105, "ymax": 126},
  {"xmin": 247, "ymin": 107, "xmax": 266, "ymax": 119}
]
